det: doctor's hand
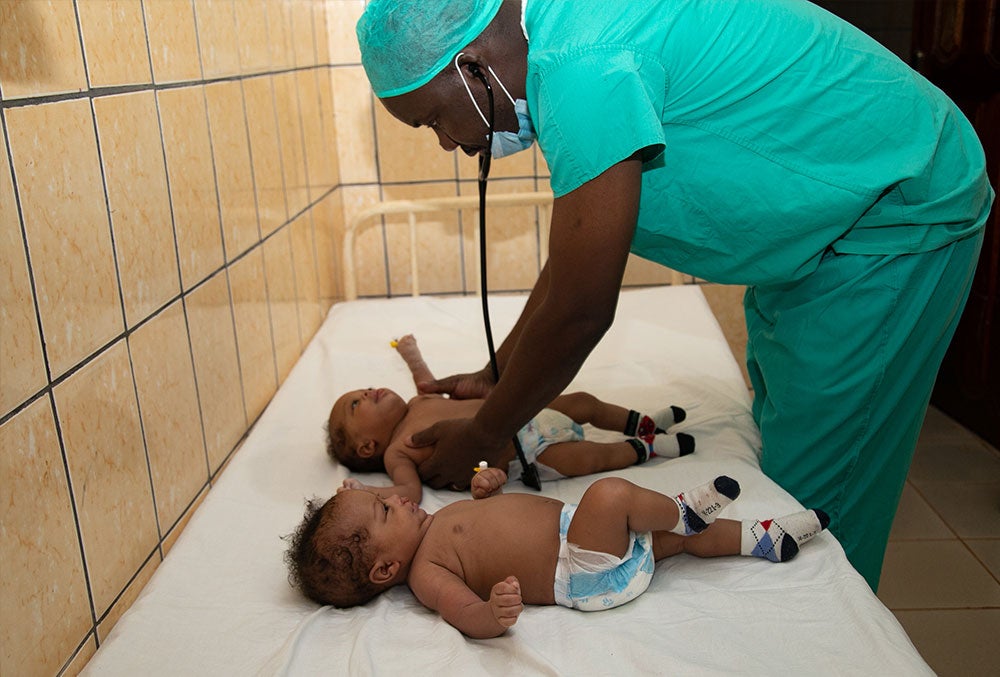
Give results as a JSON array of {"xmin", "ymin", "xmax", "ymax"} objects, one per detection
[
  {"xmin": 416, "ymin": 366, "xmax": 495, "ymax": 400},
  {"xmin": 409, "ymin": 418, "xmax": 508, "ymax": 490}
]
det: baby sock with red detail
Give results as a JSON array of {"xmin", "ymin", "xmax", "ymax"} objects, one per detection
[
  {"xmin": 627, "ymin": 433, "xmax": 695, "ymax": 464},
  {"xmin": 669, "ymin": 476, "xmax": 741, "ymax": 535},
  {"xmin": 624, "ymin": 407, "xmax": 687, "ymax": 438},
  {"xmin": 741, "ymin": 509, "xmax": 831, "ymax": 562}
]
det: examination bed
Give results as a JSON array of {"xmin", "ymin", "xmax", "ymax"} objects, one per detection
[{"xmin": 82, "ymin": 195, "xmax": 932, "ymax": 676}]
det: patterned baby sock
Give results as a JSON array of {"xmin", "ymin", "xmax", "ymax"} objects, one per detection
[
  {"xmin": 624, "ymin": 406, "xmax": 687, "ymax": 437},
  {"xmin": 741, "ymin": 509, "xmax": 831, "ymax": 562},
  {"xmin": 627, "ymin": 433, "xmax": 695, "ymax": 463},
  {"xmin": 669, "ymin": 476, "xmax": 741, "ymax": 535}
]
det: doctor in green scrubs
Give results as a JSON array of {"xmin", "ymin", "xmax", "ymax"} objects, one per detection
[{"xmin": 355, "ymin": 0, "xmax": 992, "ymax": 590}]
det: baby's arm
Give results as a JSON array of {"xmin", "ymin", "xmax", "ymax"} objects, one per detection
[
  {"xmin": 337, "ymin": 450, "xmax": 423, "ymax": 503},
  {"xmin": 394, "ymin": 334, "xmax": 435, "ymax": 388},
  {"xmin": 411, "ymin": 563, "xmax": 523, "ymax": 639}
]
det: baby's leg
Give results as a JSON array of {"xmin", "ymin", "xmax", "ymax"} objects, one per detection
[
  {"xmin": 536, "ymin": 440, "xmax": 639, "ymax": 476},
  {"xmin": 548, "ymin": 392, "xmax": 630, "ymax": 430},
  {"xmin": 548, "ymin": 392, "xmax": 689, "ymax": 441},
  {"xmin": 567, "ymin": 477, "xmax": 739, "ymax": 557},
  {"xmin": 652, "ymin": 510, "xmax": 830, "ymax": 562}
]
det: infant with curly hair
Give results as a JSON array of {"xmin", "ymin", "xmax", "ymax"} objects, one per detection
[{"xmin": 285, "ymin": 468, "xmax": 828, "ymax": 638}]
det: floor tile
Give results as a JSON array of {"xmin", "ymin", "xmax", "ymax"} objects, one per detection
[
  {"xmin": 913, "ymin": 482, "xmax": 1000, "ymax": 539},
  {"xmin": 909, "ymin": 431, "xmax": 1000, "ymax": 484},
  {"xmin": 889, "ymin": 482, "xmax": 953, "ymax": 541},
  {"xmin": 966, "ymin": 540, "xmax": 1000, "ymax": 580},
  {"xmin": 877, "ymin": 540, "xmax": 1000, "ymax": 609},
  {"xmin": 891, "ymin": 609, "xmax": 1000, "ymax": 677}
]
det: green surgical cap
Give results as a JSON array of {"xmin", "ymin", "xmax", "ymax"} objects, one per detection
[{"xmin": 356, "ymin": 0, "xmax": 504, "ymax": 98}]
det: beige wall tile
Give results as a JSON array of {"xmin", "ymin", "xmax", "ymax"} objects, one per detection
[
  {"xmin": 244, "ymin": 75, "xmax": 288, "ymax": 236},
  {"xmin": 459, "ymin": 178, "xmax": 541, "ymax": 292},
  {"xmin": 313, "ymin": 1, "xmax": 331, "ymax": 65},
  {"xmin": 296, "ymin": 69, "xmax": 336, "ymax": 201},
  {"xmin": 331, "ymin": 67, "xmax": 376, "ymax": 184},
  {"xmin": 264, "ymin": 0, "xmax": 293, "ymax": 71},
  {"xmin": 96, "ymin": 549, "xmax": 161, "ymax": 642},
  {"xmin": 341, "ymin": 184, "xmax": 385, "ymax": 297},
  {"xmin": 55, "ymin": 340, "xmax": 159, "ymax": 617},
  {"xmin": 290, "ymin": 0, "xmax": 315, "ymax": 68},
  {"xmin": 325, "ymin": 0, "xmax": 363, "ymax": 66},
  {"xmin": 374, "ymin": 97, "xmax": 458, "ymax": 184},
  {"xmin": 130, "ymin": 301, "xmax": 209, "ymax": 531},
  {"xmin": 77, "ymin": 0, "xmax": 151, "ymax": 87},
  {"xmin": 290, "ymin": 212, "xmax": 322, "ymax": 341},
  {"xmin": 62, "ymin": 636, "xmax": 98, "ymax": 677},
  {"xmin": 162, "ymin": 485, "xmax": 208, "ymax": 555},
  {"xmin": 622, "ymin": 254, "xmax": 680, "ymax": 287},
  {"xmin": 144, "ymin": 0, "xmax": 202, "ymax": 83},
  {"xmin": 194, "ymin": 0, "xmax": 240, "ymax": 78},
  {"xmin": 262, "ymin": 228, "xmax": 301, "ymax": 382},
  {"xmin": 186, "ymin": 270, "xmax": 247, "ymax": 471},
  {"xmin": 317, "ymin": 68, "xmax": 341, "ymax": 186},
  {"xmin": 0, "ymin": 133, "xmax": 46, "ymax": 415},
  {"xmin": 313, "ymin": 189, "xmax": 344, "ymax": 301},
  {"xmin": 0, "ymin": 399, "xmax": 93, "ymax": 677},
  {"xmin": 158, "ymin": 85, "xmax": 225, "ymax": 290},
  {"xmin": 204, "ymin": 80, "xmax": 260, "ymax": 260},
  {"xmin": 229, "ymin": 248, "xmax": 278, "ymax": 423},
  {"xmin": 94, "ymin": 92, "xmax": 180, "ymax": 327},
  {"xmin": 273, "ymin": 72, "xmax": 309, "ymax": 218},
  {"xmin": 7, "ymin": 99, "xmax": 123, "ymax": 377},
  {"xmin": 382, "ymin": 183, "xmax": 464, "ymax": 295},
  {"xmin": 0, "ymin": 0, "xmax": 88, "ymax": 99},
  {"xmin": 235, "ymin": 0, "xmax": 271, "ymax": 75}
]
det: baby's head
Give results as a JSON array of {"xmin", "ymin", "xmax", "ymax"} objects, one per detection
[
  {"xmin": 325, "ymin": 388, "xmax": 408, "ymax": 471},
  {"xmin": 284, "ymin": 490, "xmax": 431, "ymax": 607}
]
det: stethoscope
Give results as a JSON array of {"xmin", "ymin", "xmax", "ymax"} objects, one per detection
[{"xmin": 468, "ymin": 62, "xmax": 542, "ymax": 490}]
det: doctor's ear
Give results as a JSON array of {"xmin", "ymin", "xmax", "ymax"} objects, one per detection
[{"xmin": 455, "ymin": 52, "xmax": 489, "ymax": 82}]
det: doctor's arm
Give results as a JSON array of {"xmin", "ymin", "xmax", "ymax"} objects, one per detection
[{"xmin": 413, "ymin": 154, "xmax": 642, "ymax": 489}]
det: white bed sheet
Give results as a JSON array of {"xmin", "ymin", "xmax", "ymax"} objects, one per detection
[{"xmin": 84, "ymin": 286, "xmax": 931, "ymax": 676}]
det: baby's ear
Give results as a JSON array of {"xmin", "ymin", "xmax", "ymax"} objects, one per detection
[
  {"xmin": 357, "ymin": 439, "xmax": 378, "ymax": 458},
  {"xmin": 369, "ymin": 558, "xmax": 401, "ymax": 585}
]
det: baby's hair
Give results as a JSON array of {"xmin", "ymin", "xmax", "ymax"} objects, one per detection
[
  {"xmin": 325, "ymin": 421, "xmax": 387, "ymax": 473},
  {"xmin": 283, "ymin": 494, "xmax": 386, "ymax": 608}
]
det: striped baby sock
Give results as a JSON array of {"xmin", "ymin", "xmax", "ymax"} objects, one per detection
[
  {"xmin": 627, "ymin": 433, "xmax": 695, "ymax": 464},
  {"xmin": 669, "ymin": 476, "xmax": 741, "ymax": 535},
  {"xmin": 741, "ymin": 509, "xmax": 831, "ymax": 562},
  {"xmin": 624, "ymin": 406, "xmax": 687, "ymax": 437}
]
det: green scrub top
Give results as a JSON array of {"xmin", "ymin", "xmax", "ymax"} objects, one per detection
[{"xmin": 522, "ymin": 0, "xmax": 992, "ymax": 285}]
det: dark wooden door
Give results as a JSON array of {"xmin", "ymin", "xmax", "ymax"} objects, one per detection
[{"xmin": 914, "ymin": 0, "xmax": 1000, "ymax": 447}]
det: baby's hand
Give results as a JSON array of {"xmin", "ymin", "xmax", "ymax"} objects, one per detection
[
  {"xmin": 490, "ymin": 576, "xmax": 523, "ymax": 629},
  {"xmin": 395, "ymin": 334, "xmax": 416, "ymax": 349},
  {"xmin": 471, "ymin": 466, "xmax": 507, "ymax": 499},
  {"xmin": 338, "ymin": 478, "xmax": 365, "ymax": 493}
]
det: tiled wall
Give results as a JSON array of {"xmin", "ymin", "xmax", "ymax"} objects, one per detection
[{"xmin": 0, "ymin": 1, "xmax": 344, "ymax": 674}]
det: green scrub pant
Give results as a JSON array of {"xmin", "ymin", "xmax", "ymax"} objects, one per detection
[{"xmin": 744, "ymin": 230, "xmax": 984, "ymax": 591}]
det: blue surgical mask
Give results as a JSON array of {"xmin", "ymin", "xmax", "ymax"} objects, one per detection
[{"xmin": 456, "ymin": 56, "xmax": 536, "ymax": 158}]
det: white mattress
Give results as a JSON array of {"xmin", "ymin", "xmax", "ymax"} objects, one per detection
[{"xmin": 83, "ymin": 286, "xmax": 931, "ymax": 676}]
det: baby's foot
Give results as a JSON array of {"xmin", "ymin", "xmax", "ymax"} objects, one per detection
[
  {"xmin": 741, "ymin": 509, "xmax": 830, "ymax": 562},
  {"xmin": 669, "ymin": 476, "xmax": 741, "ymax": 535}
]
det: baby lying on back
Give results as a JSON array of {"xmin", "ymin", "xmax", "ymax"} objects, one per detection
[{"xmin": 326, "ymin": 335, "xmax": 695, "ymax": 502}]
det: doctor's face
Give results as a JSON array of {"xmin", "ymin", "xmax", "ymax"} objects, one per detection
[{"xmin": 380, "ymin": 64, "xmax": 517, "ymax": 156}]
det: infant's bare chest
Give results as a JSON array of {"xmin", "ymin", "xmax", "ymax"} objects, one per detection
[{"xmin": 416, "ymin": 497, "xmax": 563, "ymax": 602}]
